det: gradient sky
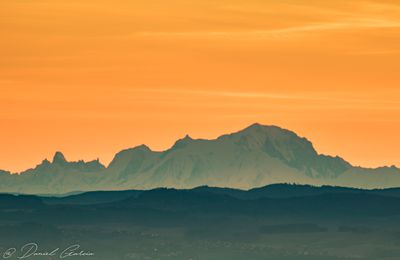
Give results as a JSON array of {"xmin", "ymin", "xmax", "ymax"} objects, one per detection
[{"xmin": 1, "ymin": 0, "xmax": 400, "ymax": 172}]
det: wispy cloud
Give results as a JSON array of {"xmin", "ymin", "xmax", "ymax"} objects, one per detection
[
  {"xmin": 129, "ymin": 88, "xmax": 311, "ymax": 100},
  {"xmin": 348, "ymin": 49, "xmax": 400, "ymax": 55},
  {"xmin": 126, "ymin": 88, "xmax": 400, "ymax": 109},
  {"xmin": 135, "ymin": 18, "xmax": 400, "ymax": 39}
]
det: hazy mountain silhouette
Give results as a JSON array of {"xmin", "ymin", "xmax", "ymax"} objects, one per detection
[{"xmin": 0, "ymin": 123, "xmax": 399, "ymax": 194}]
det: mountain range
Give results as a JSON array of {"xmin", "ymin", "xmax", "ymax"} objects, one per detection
[{"xmin": 1, "ymin": 123, "xmax": 399, "ymax": 195}]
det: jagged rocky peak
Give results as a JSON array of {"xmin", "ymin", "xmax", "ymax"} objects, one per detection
[
  {"xmin": 41, "ymin": 158, "xmax": 51, "ymax": 165},
  {"xmin": 182, "ymin": 134, "xmax": 193, "ymax": 140},
  {"xmin": 52, "ymin": 151, "xmax": 67, "ymax": 164},
  {"xmin": 120, "ymin": 144, "xmax": 152, "ymax": 154},
  {"xmin": 172, "ymin": 134, "xmax": 194, "ymax": 149}
]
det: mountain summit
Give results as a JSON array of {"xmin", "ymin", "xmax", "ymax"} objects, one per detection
[
  {"xmin": 52, "ymin": 151, "xmax": 67, "ymax": 164},
  {"xmin": 0, "ymin": 123, "xmax": 399, "ymax": 194}
]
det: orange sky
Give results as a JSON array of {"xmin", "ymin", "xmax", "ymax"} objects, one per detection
[{"xmin": 1, "ymin": 0, "xmax": 400, "ymax": 172}]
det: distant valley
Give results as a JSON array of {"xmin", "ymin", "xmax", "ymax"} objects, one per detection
[{"xmin": 3, "ymin": 184, "xmax": 400, "ymax": 259}]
